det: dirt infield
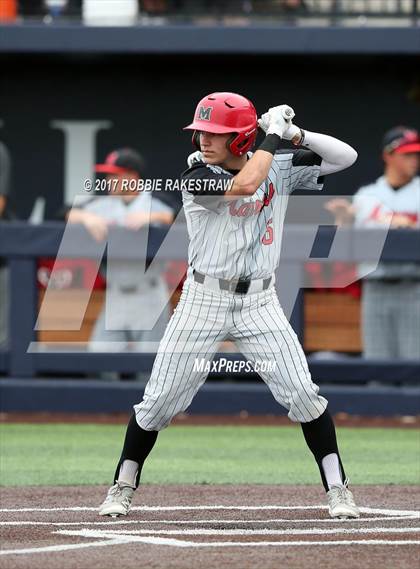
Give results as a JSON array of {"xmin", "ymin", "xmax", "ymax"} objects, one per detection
[{"xmin": 0, "ymin": 485, "xmax": 419, "ymax": 569}]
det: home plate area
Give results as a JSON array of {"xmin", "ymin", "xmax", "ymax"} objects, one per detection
[{"xmin": 0, "ymin": 486, "xmax": 419, "ymax": 569}]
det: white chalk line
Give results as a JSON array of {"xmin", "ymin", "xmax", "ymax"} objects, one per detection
[
  {"xmin": 57, "ymin": 527, "xmax": 420, "ymax": 537},
  {"xmin": 0, "ymin": 538, "xmax": 136, "ymax": 556},
  {"xmin": 1, "ymin": 505, "xmax": 418, "ymax": 556},
  {"xmin": 91, "ymin": 536, "xmax": 420, "ymax": 548},
  {"xmin": 1, "ymin": 505, "xmax": 324, "ymax": 513},
  {"xmin": 2, "ymin": 515, "xmax": 418, "ymax": 526},
  {"xmin": 0, "ymin": 505, "xmax": 418, "ymax": 516},
  {"xmin": 54, "ymin": 531, "xmax": 420, "ymax": 549},
  {"xmin": 1, "ymin": 530, "xmax": 419, "ymax": 556}
]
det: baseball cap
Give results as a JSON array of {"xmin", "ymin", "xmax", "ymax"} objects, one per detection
[
  {"xmin": 382, "ymin": 127, "xmax": 420, "ymax": 155},
  {"xmin": 95, "ymin": 148, "xmax": 145, "ymax": 176}
]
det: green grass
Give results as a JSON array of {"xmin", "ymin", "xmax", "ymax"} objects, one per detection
[{"xmin": 0, "ymin": 424, "xmax": 419, "ymax": 487}]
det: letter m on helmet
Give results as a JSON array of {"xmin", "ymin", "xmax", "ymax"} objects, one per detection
[{"xmin": 198, "ymin": 106, "xmax": 213, "ymax": 121}]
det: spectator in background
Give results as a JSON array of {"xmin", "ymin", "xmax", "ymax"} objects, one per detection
[
  {"xmin": 140, "ymin": 0, "xmax": 168, "ymax": 13},
  {"xmin": 66, "ymin": 148, "xmax": 174, "ymax": 356},
  {"xmin": 274, "ymin": 0, "xmax": 308, "ymax": 14},
  {"xmin": 338, "ymin": 0, "xmax": 414, "ymax": 15},
  {"xmin": 250, "ymin": 0, "xmax": 308, "ymax": 15},
  {"xmin": 0, "ymin": 141, "xmax": 14, "ymax": 348},
  {"xmin": 326, "ymin": 127, "xmax": 420, "ymax": 359},
  {"xmin": 18, "ymin": 0, "xmax": 81, "ymax": 18}
]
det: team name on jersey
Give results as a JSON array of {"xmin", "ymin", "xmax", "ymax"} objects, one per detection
[
  {"xmin": 368, "ymin": 204, "xmax": 419, "ymax": 224},
  {"xmin": 229, "ymin": 182, "xmax": 275, "ymax": 217}
]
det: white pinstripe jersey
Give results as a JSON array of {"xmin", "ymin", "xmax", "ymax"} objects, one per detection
[
  {"xmin": 181, "ymin": 149, "xmax": 324, "ymax": 280},
  {"xmin": 353, "ymin": 175, "xmax": 420, "ymax": 280}
]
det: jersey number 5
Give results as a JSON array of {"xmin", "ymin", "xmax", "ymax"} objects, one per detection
[{"xmin": 262, "ymin": 218, "xmax": 274, "ymax": 245}]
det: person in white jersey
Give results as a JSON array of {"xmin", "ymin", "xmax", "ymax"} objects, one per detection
[
  {"xmin": 326, "ymin": 127, "xmax": 420, "ymax": 359},
  {"xmin": 99, "ymin": 93, "xmax": 360, "ymax": 519},
  {"xmin": 67, "ymin": 148, "xmax": 174, "ymax": 353}
]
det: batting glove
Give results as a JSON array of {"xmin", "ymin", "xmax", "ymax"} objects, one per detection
[
  {"xmin": 187, "ymin": 150, "xmax": 204, "ymax": 168},
  {"xmin": 258, "ymin": 105, "xmax": 300, "ymax": 141}
]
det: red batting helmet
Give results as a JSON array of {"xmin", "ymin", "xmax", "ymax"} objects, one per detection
[{"xmin": 184, "ymin": 92, "xmax": 258, "ymax": 157}]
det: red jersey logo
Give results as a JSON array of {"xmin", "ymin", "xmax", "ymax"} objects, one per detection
[{"xmin": 229, "ymin": 182, "xmax": 275, "ymax": 217}]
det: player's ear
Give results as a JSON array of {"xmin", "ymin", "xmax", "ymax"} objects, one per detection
[
  {"xmin": 193, "ymin": 130, "xmax": 201, "ymax": 151},
  {"xmin": 382, "ymin": 150, "xmax": 391, "ymax": 164}
]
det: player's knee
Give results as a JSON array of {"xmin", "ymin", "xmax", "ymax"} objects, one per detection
[
  {"xmin": 134, "ymin": 406, "xmax": 175, "ymax": 431},
  {"xmin": 135, "ymin": 415, "xmax": 170, "ymax": 431},
  {"xmin": 287, "ymin": 387, "xmax": 328, "ymax": 423}
]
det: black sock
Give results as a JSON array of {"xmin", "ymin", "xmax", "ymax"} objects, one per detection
[
  {"xmin": 113, "ymin": 413, "xmax": 158, "ymax": 488},
  {"xmin": 300, "ymin": 408, "xmax": 346, "ymax": 492}
]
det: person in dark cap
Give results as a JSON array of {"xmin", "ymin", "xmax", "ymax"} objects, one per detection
[
  {"xmin": 326, "ymin": 126, "xmax": 420, "ymax": 359},
  {"xmin": 94, "ymin": 148, "xmax": 146, "ymax": 178},
  {"xmin": 66, "ymin": 148, "xmax": 174, "ymax": 358}
]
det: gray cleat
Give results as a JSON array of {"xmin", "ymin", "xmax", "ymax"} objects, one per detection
[
  {"xmin": 327, "ymin": 480, "xmax": 360, "ymax": 519},
  {"xmin": 98, "ymin": 482, "xmax": 135, "ymax": 517}
]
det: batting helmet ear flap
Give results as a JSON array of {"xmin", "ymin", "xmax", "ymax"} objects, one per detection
[
  {"xmin": 192, "ymin": 131, "xmax": 201, "ymax": 150},
  {"xmin": 226, "ymin": 133, "xmax": 237, "ymax": 151},
  {"xmin": 227, "ymin": 129, "xmax": 257, "ymax": 156}
]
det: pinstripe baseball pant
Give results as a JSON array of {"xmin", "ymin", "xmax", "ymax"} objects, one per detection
[
  {"xmin": 134, "ymin": 277, "xmax": 328, "ymax": 430},
  {"xmin": 362, "ymin": 280, "xmax": 420, "ymax": 359}
]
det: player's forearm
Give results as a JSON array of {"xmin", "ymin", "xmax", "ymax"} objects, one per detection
[
  {"xmin": 228, "ymin": 135, "xmax": 279, "ymax": 197},
  {"xmin": 299, "ymin": 131, "xmax": 358, "ymax": 176},
  {"xmin": 229, "ymin": 152, "xmax": 273, "ymax": 197},
  {"xmin": 149, "ymin": 212, "xmax": 174, "ymax": 225},
  {"xmin": 66, "ymin": 208, "xmax": 87, "ymax": 223}
]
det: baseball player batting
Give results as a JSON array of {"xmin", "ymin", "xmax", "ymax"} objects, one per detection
[{"xmin": 99, "ymin": 92, "xmax": 360, "ymax": 520}]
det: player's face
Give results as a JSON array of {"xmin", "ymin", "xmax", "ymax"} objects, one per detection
[
  {"xmin": 384, "ymin": 151, "xmax": 420, "ymax": 181},
  {"xmin": 199, "ymin": 131, "xmax": 232, "ymax": 164},
  {"xmin": 106, "ymin": 172, "xmax": 139, "ymax": 196}
]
